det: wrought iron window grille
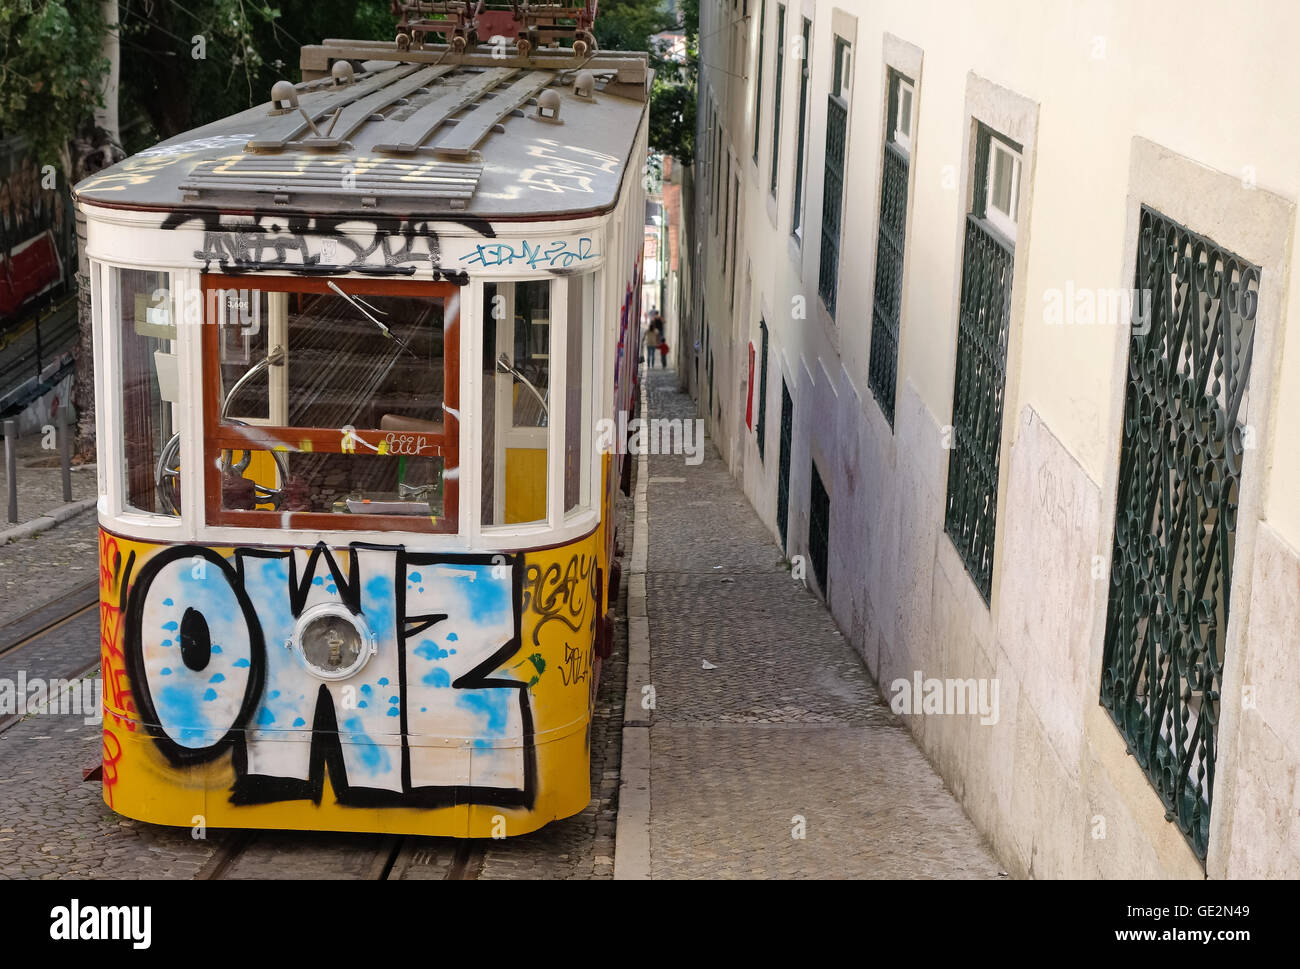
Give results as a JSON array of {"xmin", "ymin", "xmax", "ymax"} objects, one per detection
[
  {"xmin": 809, "ymin": 460, "xmax": 830, "ymax": 594},
  {"xmin": 868, "ymin": 71, "xmax": 913, "ymax": 428},
  {"xmin": 791, "ymin": 18, "xmax": 812, "ymax": 238},
  {"xmin": 943, "ymin": 123, "xmax": 1022, "ymax": 604},
  {"xmin": 818, "ymin": 93, "xmax": 847, "ymax": 317},
  {"xmin": 769, "ymin": 5, "xmax": 786, "ymax": 197},
  {"xmin": 752, "ymin": 0, "xmax": 767, "ymax": 164},
  {"xmin": 817, "ymin": 36, "xmax": 850, "ymax": 317},
  {"xmin": 1099, "ymin": 206, "xmax": 1259, "ymax": 864},
  {"xmin": 777, "ymin": 380, "xmax": 793, "ymax": 550},
  {"xmin": 757, "ymin": 319, "xmax": 770, "ymax": 461}
]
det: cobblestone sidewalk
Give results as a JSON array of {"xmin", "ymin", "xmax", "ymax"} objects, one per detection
[
  {"xmin": 0, "ymin": 431, "xmax": 97, "ymax": 530},
  {"xmin": 637, "ymin": 369, "xmax": 1002, "ymax": 879},
  {"xmin": 0, "ymin": 508, "xmax": 98, "ymax": 626}
]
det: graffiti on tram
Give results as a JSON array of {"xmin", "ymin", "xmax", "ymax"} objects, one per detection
[
  {"xmin": 161, "ymin": 211, "xmax": 496, "ymax": 283},
  {"xmin": 101, "ymin": 537, "xmax": 601, "ymax": 810}
]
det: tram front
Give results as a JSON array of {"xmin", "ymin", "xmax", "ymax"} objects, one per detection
[{"xmin": 74, "ymin": 41, "xmax": 649, "ymax": 836}]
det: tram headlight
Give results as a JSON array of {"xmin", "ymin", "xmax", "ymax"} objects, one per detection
[{"xmin": 292, "ymin": 604, "xmax": 375, "ymax": 680}]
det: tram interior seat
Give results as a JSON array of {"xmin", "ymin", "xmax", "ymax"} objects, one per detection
[{"xmin": 380, "ymin": 413, "xmax": 443, "ymax": 433}]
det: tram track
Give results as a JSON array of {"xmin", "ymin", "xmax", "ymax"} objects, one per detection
[
  {"xmin": 0, "ymin": 580, "xmax": 102, "ymax": 737},
  {"xmin": 0, "ymin": 579, "xmax": 98, "ymax": 659},
  {"xmin": 198, "ymin": 832, "xmax": 487, "ymax": 880},
  {"xmin": 0, "ymin": 584, "xmax": 493, "ymax": 881}
]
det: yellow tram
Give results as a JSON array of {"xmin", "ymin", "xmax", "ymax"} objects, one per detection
[{"xmin": 73, "ymin": 22, "xmax": 648, "ymax": 836}]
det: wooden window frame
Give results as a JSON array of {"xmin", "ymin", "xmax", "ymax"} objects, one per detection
[{"xmin": 200, "ymin": 273, "xmax": 461, "ymax": 533}]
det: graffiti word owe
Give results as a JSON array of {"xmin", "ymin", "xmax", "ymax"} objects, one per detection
[
  {"xmin": 123, "ymin": 543, "xmax": 538, "ymax": 809},
  {"xmin": 461, "ymin": 237, "xmax": 598, "ymax": 271}
]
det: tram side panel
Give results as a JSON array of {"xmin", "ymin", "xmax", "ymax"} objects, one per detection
[{"xmin": 98, "ymin": 527, "xmax": 602, "ymax": 837}]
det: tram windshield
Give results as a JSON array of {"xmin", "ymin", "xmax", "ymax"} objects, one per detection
[{"xmin": 203, "ymin": 277, "xmax": 457, "ymax": 531}]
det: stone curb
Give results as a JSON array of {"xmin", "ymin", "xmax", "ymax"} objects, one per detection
[
  {"xmin": 0, "ymin": 497, "xmax": 98, "ymax": 547},
  {"xmin": 615, "ymin": 373, "xmax": 653, "ymax": 881}
]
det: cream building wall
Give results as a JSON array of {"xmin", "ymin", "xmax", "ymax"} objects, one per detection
[{"xmin": 686, "ymin": 0, "xmax": 1300, "ymax": 878}]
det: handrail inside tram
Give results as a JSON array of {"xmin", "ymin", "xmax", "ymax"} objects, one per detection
[
  {"xmin": 220, "ymin": 346, "xmax": 286, "ymax": 422},
  {"xmin": 496, "ymin": 351, "xmax": 550, "ymax": 423}
]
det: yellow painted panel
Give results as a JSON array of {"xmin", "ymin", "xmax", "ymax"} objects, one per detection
[
  {"xmin": 504, "ymin": 447, "xmax": 547, "ymax": 524},
  {"xmin": 242, "ymin": 450, "xmax": 280, "ymax": 510},
  {"xmin": 96, "ymin": 524, "xmax": 607, "ymax": 838}
]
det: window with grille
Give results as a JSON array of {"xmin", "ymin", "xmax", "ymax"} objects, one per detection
[
  {"xmin": 1099, "ymin": 207, "xmax": 1259, "ymax": 864},
  {"xmin": 809, "ymin": 459, "xmax": 830, "ymax": 594},
  {"xmin": 791, "ymin": 17, "xmax": 812, "ymax": 238},
  {"xmin": 943, "ymin": 123, "xmax": 1021, "ymax": 604},
  {"xmin": 769, "ymin": 5, "xmax": 786, "ymax": 196},
  {"xmin": 777, "ymin": 380, "xmax": 793, "ymax": 549},
  {"xmin": 708, "ymin": 97, "xmax": 717, "ymax": 218},
  {"xmin": 722, "ymin": 163, "xmax": 733, "ymax": 281},
  {"xmin": 818, "ymin": 36, "xmax": 850, "ymax": 318},
  {"xmin": 752, "ymin": 0, "xmax": 767, "ymax": 164},
  {"xmin": 713, "ymin": 114, "xmax": 723, "ymax": 234},
  {"xmin": 708, "ymin": 347, "xmax": 715, "ymax": 413},
  {"xmin": 756, "ymin": 319, "xmax": 769, "ymax": 460},
  {"xmin": 729, "ymin": 174, "xmax": 740, "ymax": 311},
  {"xmin": 868, "ymin": 70, "xmax": 914, "ymax": 428}
]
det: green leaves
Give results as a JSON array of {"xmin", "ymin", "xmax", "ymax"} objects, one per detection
[
  {"xmin": 594, "ymin": 0, "xmax": 698, "ymax": 165},
  {"xmin": 0, "ymin": 0, "xmax": 110, "ymax": 169},
  {"xmin": 116, "ymin": 0, "xmax": 395, "ymax": 153},
  {"xmin": 650, "ymin": 78, "xmax": 696, "ymax": 165}
]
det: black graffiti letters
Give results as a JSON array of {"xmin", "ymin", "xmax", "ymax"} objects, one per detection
[
  {"xmin": 521, "ymin": 553, "xmax": 598, "ymax": 646},
  {"xmin": 160, "ymin": 211, "xmax": 496, "ymax": 283}
]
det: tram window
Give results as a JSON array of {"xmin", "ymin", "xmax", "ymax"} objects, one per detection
[
  {"xmin": 217, "ymin": 289, "xmax": 445, "ymax": 433},
  {"xmin": 482, "ymin": 280, "xmax": 550, "ymax": 527},
  {"xmin": 112, "ymin": 267, "xmax": 177, "ymax": 515},
  {"xmin": 204, "ymin": 279, "xmax": 457, "ymax": 531},
  {"xmin": 217, "ymin": 288, "xmax": 274, "ymax": 423},
  {"xmin": 564, "ymin": 273, "xmax": 595, "ymax": 515}
]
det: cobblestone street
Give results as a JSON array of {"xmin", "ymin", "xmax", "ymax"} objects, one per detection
[
  {"xmin": 633, "ymin": 370, "xmax": 1002, "ymax": 878},
  {"xmin": 0, "ymin": 432, "xmax": 96, "ymax": 532},
  {"xmin": 0, "ymin": 493, "xmax": 628, "ymax": 881},
  {"xmin": 0, "ymin": 375, "xmax": 1004, "ymax": 880}
]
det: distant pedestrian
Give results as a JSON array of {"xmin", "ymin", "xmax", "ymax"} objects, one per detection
[
  {"xmin": 645, "ymin": 316, "xmax": 662, "ymax": 369},
  {"xmin": 659, "ymin": 339, "xmax": 669, "ymax": 367}
]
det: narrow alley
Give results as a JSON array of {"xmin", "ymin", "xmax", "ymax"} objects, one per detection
[{"xmin": 623, "ymin": 370, "xmax": 1001, "ymax": 878}]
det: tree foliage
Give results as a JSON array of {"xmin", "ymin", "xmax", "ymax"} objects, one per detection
[
  {"xmin": 117, "ymin": 0, "xmax": 394, "ymax": 152},
  {"xmin": 0, "ymin": 0, "xmax": 110, "ymax": 171},
  {"xmin": 594, "ymin": 0, "xmax": 698, "ymax": 165},
  {"xmin": 592, "ymin": 0, "xmax": 675, "ymax": 55},
  {"xmin": 648, "ymin": 79, "xmax": 695, "ymax": 165},
  {"xmin": 1, "ymin": 1, "xmax": 705, "ymax": 178}
]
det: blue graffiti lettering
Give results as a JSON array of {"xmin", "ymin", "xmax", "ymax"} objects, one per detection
[{"xmin": 460, "ymin": 237, "xmax": 599, "ymax": 270}]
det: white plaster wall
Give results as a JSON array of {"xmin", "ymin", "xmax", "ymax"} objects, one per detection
[{"xmin": 686, "ymin": 0, "xmax": 1300, "ymax": 877}]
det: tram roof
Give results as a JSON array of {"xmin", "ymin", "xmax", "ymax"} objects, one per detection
[{"xmin": 75, "ymin": 41, "xmax": 650, "ymax": 223}]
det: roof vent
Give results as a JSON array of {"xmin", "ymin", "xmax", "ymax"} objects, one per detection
[
  {"xmin": 331, "ymin": 61, "xmax": 356, "ymax": 86},
  {"xmin": 574, "ymin": 71, "xmax": 596, "ymax": 100},
  {"xmin": 270, "ymin": 81, "xmax": 299, "ymax": 115},
  {"xmin": 536, "ymin": 88, "xmax": 562, "ymax": 123}
]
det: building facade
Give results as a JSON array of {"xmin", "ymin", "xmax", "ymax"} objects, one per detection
[{"xmin": 679, "ymin": 0, "xmax": 1300, "ymax": 878}]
